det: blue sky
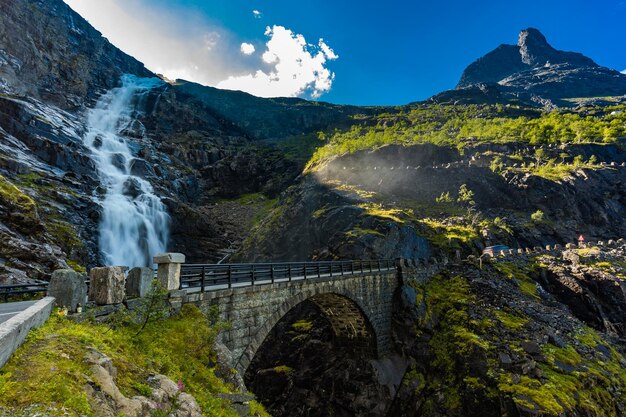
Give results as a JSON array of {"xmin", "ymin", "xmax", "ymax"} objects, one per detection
[{"xmin": 64, "ymin": 0, "xmax": 626, "ymax": 106}]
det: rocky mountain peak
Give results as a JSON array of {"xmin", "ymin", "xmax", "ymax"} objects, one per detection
[
  {"xmin": 450, "ymin": 27, "xmax": 625, "ymax": 104},
  {"xmin": 518, "ymin": 28, "xmax": 555, "ymax": 65}
]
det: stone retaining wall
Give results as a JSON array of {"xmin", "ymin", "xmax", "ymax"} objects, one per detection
[{"xmin": 0, "ymin": 297, "xmax": 55, "ymax": 368}]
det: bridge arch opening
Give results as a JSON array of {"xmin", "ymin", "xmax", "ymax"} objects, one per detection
[{"xmin": 243, "ymin": 292, "xmax": 388, "ymax": 417}]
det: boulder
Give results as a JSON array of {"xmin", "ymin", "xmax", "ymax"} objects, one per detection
[
  {"xmin": 129, "ymin": 158, "xmax": 156, "ymax": 178},
  {"xmin": 122, "ymin": 177, "xmax": 143, "ymax": 199},
  {"xmin": 47, "ymin": 269, "xmax": 87, "ymax": 312},
  {"xmin": 125, "ymin": 267, "xmax": 153, "ymax": 298},
  {"xmin": 89, "ymin": 266, "xmax": 127, "ymax": 305}
]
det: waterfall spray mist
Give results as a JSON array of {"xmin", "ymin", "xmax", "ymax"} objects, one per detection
[{"xmin": 84, "ymin": 74, "xmax": 169, "ymax": 267}]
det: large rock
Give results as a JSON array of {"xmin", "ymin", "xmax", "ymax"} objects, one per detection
[
  {"xmin": 89, "ymin": 266, "xmax": 127, "ymax": 305},
  {"xmin": 125, "ymin": 267, "xmax": 153, "ymax": 299},
  {"xmin": 47, "ymin": 269, "xmax": 87, "ymax": 312}
]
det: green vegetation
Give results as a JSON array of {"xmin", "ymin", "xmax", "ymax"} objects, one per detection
[
  {"xmin": 435, "ymin": 191, "xmax": 453, "ymax": 203},
  {"xmin": 414, "ymin": 274, "xmax": 494, "ymax": 411},
  {"xmin": 0, "ymin": 304, "xmax": 268, "ymax": 417},
  {"xmin": 499, "ymin": 342, "xmax": 626, "ymax": 417},
  {"xmin": 492, "ymin": 262, "xmax": 539, "ymax": 299},
  {"xmin": 219, "ymin": 192, "xmax": 278, "ymax": 227},
  {"xmin": 491, "ymin": 217, "xmax": 513, "ymax": 235},
  {"xmin": 291, "ymin": 319, "xmax": 313, "ymax": 332},
  {"xmin": 237, "ymin": 192, "xmax": 294, "ymax": 255},
  {"xmin": 0, "ymin": 175, "xmax": 37, "ymax": 219},
  {"xmin": 493, "ymin": 310, "xmax": 528, "ymax": 330},
  {"xmin": 5, "ymin": 172, "xmax": 87, "ymax": 268},
  {"xmin": 588, "ymin": 260, "xmax": 626, "ymax": 279},
  {"xmin": 306, "ymin": 104, "xmax": 626, "ymax": 169},
  {"xmin": 496, "ymin": 154, "xmax": 604, "ymax": 181},
  {"xmin": 272, "ymin": 365, "xmax": 294, "ymax": 374},
  {"xmin": 358, "ymin": 203, "xmax": 413, "ymax": 223},
  {"xmin": 406, "ymin": 265, "xmax": 626, "ymax": 416},
  {"xmin": 530, "ymin": 210, "xmax": 545, "ymax": 223},
  {"xmin": 45, "ymin": 216, "xmax": 84, "ymax": 253},
  {"xmin": 419, "ymin": 218, "xmax": 479, "ymax": 248},
  {"xmin": 345, "ymin": 227, "xmax": 385, "ymax": 238},
  {"xmin": 66, "ymin": 260, "xmax": 86, "ymax": 274},
  {"xmin": 323, "ymin": 180, "xmax": 379, "ymax": 200}
]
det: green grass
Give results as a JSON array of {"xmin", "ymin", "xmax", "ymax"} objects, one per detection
[
  {"xmin": 358, "ymin": 203, "xmax": 414, "ymax": 223},
  {"xmin": 345, "ymin": 227, "xmax": 385, "ymax": 238},
  {"xmin": 493, "ymin": 310, "xmax": 528, "ymax": 331},
  {"xmin": 66, "ymin": 260, "xmax": 86, "ymax": 274},
  {"xmin": 0, "ymin": 305, "xmax": 269, "ymax": 417},
  {"xmin": 272, "ymin": 365, "xmax": 294, "ymax": 374},
  {"xmin": 291, "ymin": 320, "xmax": 313, "ymax": 332},
  {"xmin": 492, "ymin": 262, "xmax": 540, "ymax": 299},
  {"xmin": 419, "ymin": 218, "xmax": 479, "ymax": 248},
  {"xmin": 324, "ymin": 180, "xmax": 379, "ymax": 200},
  {"xmin": 507, "ymin": 157, "xmax": 604, "ymax": 181},
  {"xmin": 45, "ymin": 216, "xmax": 84, "ymax": 252},
  {"xmin": 0, "ymin": 175, "xmax": 37, "ymax": 219},
  {"xmin": 305, "ymin": 103, "xmax": 626, "ymax": 169}
]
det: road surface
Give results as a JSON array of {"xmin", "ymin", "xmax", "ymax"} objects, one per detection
[{"xmin": 0, "ymin": 300, "xmax": 37, "ymax": 325}]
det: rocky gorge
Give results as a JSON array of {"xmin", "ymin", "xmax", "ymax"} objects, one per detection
[{"xmin": 1, "ymin": 0, "xmax": 626, "ymax": 416}]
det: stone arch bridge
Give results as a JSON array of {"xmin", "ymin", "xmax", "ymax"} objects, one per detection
[{"xmin": 161, "ymin": 259, "xmax": 438, "ymax": 376}]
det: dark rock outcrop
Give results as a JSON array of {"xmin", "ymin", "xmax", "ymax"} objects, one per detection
[{"xmin": 236, "ymin": 177, "xmax": 432, "ymax": 262}]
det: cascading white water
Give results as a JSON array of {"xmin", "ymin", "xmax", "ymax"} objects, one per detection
[{"xmin": 83, "ymin": 74, "xmax": 169, "ymax": 268}]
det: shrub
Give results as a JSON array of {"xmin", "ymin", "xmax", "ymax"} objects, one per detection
[{"xmin": 531, "ymin": 210, "xmax": 545, "ymax": 223}]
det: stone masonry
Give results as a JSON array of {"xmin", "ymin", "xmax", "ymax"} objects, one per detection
[{"xmin": 181, "ymin": 270, "xmax": 400, "ymax": 376}]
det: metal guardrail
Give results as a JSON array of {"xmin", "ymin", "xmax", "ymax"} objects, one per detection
[
  {"xmin": 1, "ymin": 260, "xmax": 396, "ymax": 301},
  {"xmin": 0, "ymin": 283, "xmax": 49, "ymax": 303},
  {"xmin": 179, "ymin": 259, "xmax": 397, "ymax": 292},
  {"xmin": 0, "ymin": 280, "xmax": 91, "ymax": 303}
]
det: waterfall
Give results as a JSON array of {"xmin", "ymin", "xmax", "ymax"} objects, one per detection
[{"xmin": 83, "ymin": 74, "xmax": 169, "ymax": 268}]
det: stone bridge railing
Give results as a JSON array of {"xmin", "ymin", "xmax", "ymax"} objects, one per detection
[{"xmin": 474, "ymin": 238, "xmax": 625, "ymax": 267}]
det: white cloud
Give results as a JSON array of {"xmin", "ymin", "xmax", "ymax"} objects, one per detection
[
  {"xmin": 252, "ymin": 10, "xmax": 262, "ymax": 18},
  {"xmin": 622, "ymin": 69, "xmax": 626, "ymax": 74},
  {"xmin": 240, "ymin": 42, "xmax": 256, "ymax": 55},
  {"xmin": 217, "ymin": 25, "xmax": 339, "ymax": 98},
  {"xmin": 62, "ymin": 1, "xmax": 338, "ymax": 99},
  {"xmin": 62, "ymin": 0, "xmax": 250, "ymax": 86}
]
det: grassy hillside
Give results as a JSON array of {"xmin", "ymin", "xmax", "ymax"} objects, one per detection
[
  {"xmin": 306, "ymin": 104, "xmax": 626, "ymax": 169},
  {"xmin": 0, "ymin": 302, "xmax": 269, "ymax": 417}
]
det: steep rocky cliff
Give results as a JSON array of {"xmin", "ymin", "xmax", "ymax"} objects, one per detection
[{"xmin": 0, "ymin": 0, "xmax": 152, "ymax": 109}]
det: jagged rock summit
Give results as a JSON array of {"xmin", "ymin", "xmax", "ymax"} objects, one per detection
[{"xmin": 433, "ymin": 28, "xmax": 626, "ymax": 106}]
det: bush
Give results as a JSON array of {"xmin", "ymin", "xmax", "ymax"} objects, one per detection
[{"xmin": 531, "ymin": 210, "xmax": 544, "ymax": 223}]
